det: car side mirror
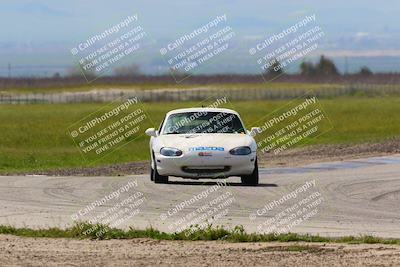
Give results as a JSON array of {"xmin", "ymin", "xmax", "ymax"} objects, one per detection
[
  {"xmin": 249, "ymin": 127, "xmax": 261, "ymax": 137},
  {"xmin": 145, "ymin": 128, "xmax": 158, "ymax": 137}
]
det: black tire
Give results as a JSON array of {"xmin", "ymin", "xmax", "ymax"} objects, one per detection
[
  {"xmin": 153, "ymin": 161, "xmax": 168, "ymax": 184},
  {"xmin": 150, "ymin": 152, "xmax": 155, "ymax": 181},
  {"xmin": 241, "ymin": 159, "xmax": 259, "ymax": 186},
  {"xmin": 150, "ymin": 166, "xmax": 154, "ymax": 181}
]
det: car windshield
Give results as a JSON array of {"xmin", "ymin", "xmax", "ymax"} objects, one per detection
[{"xmin": 162, "ymin": 111, "xmax": 246, "ymax": 134}]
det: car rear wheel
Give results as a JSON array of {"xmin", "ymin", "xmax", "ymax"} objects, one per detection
[{"xmin": 241, "ymin": 159, "xmax": 259, "ymax": 186}]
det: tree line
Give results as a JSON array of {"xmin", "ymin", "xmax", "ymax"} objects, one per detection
[{"xmin": 267, "ymin": 55, "xmax": 373, "ymax": 76}]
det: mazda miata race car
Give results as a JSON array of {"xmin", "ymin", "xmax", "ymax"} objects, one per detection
[{"xmin": 145, "ymin": 108, "xmax": 260, "ymax": 185}]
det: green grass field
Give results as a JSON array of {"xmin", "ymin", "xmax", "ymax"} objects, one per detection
[
  {"xmin": 1, "ymin": 223, "xmax": 399, "ymax": 244},
  {"xmin": 1, "ymin": 96, "xmax": 400, "ymax": 174}
]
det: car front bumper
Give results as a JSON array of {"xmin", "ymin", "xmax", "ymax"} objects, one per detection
[{"xmin": 155, "ymin": 151, "xmax": 256, "ymax": 178}]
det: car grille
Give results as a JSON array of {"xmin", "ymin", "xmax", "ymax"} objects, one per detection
[{"xmin": 181, "ymin": 166, "xmax": 230, "ymax": 174}]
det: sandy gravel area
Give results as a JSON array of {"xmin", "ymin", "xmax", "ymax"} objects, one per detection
[{"xmin": 1, "ymin": 235, "xmax": 399, "ymax": 266}]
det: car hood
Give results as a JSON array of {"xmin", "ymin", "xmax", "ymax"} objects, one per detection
[{"xmin": 155, "ymin": 133, "xmax": 255, "ymax": 152}]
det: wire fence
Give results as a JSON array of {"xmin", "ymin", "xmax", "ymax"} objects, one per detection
[{"xmin": 1, "ymin": 83, "xmax": 400, "ymax": 104}]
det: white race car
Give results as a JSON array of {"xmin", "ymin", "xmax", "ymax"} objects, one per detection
[{"xmin": 145, "ymin": 108, "xmax": 260, "ymax": 185}]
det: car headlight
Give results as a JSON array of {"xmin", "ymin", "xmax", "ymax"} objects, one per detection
[
  {"xmin": 229, "ymin": 146, "xmax": 251, "ymax": 155},
  {"xmin": 160, "ymin": 147, "xmax": 183, "ymax": 156}
]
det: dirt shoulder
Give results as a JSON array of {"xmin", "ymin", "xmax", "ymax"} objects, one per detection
[
  {"xmin": 259, "ymin": 137, "xmax": 400, "ymax": 168},
  {"xmin": 8, "ymin": 137, "xmax": 400, "ymax": 176},
  {"xmin": 1, "ymin": 235, "xmax": 399, "ymax": 266}
]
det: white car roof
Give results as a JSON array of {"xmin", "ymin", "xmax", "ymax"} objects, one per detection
[{"xmin": 166, "ymin": 107, "xmax": 239, "ymax": 117}]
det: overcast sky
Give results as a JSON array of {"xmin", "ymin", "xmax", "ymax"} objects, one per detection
[
  {"xmin": 1, "ymin": 0, "xmax": 399, "ymax": 75},
  {"xmin": 2, "ymin": 0, "xmax": 399, "ymax": 43}
]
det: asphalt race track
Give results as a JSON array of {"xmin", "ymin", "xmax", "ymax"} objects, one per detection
[{"xmin": 0, "ymin": 155, "xmax": 399, "ymax": 238}]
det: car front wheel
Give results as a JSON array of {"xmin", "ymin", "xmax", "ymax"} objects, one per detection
[
  {"xmin": 152, "ymin": 161, "xmax": 168, "ymax": 184},
  {"xmin": 241, "ymin": 159, "xmax": 259, "ymax": 186},
  {"xmin": 150, "ymin": 166, "xmax": 154, "ymax": 181}
]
